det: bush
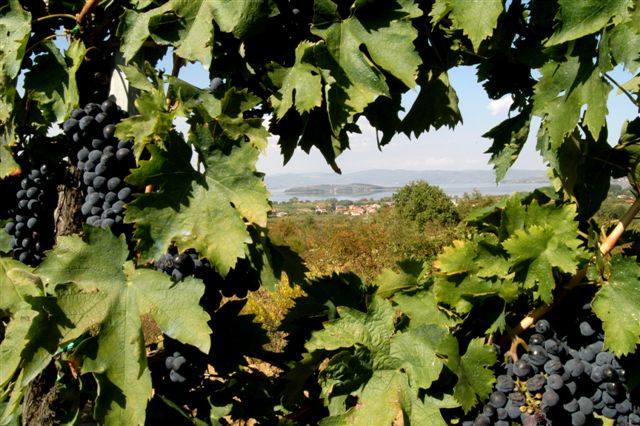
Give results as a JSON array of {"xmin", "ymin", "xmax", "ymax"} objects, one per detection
[{"xmin": 392, "ymin": 180, "xmax": 460, "ymax": 230}]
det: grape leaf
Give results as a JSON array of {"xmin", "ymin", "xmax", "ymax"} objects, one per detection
[
  {"xmin": 306, "ymin": 297, "xmax": 395, "ymax": 356},
  {"xmin": 390, "ymin": 324, "xmax": 456, "ymax": 390},
  {"xmin": 210, "ymin": 0, "xmax": 271, "ymax": 39},
  {"xmin": 0, "ymin": 257, "xmax": 40, "ymax": 313},
  {"xmin": 393, "ymin": 289, "xmax": 458, "ymax": 329},
  {"xmin": 606, "ymin": 6, "xmax": 640, "ymax": 73},
  {"xmin": 23, "ymin": 40, "xmax": 85, "ymax": 124},
  {"xmin": 0, "ymin": 259, "xmax": 42, "ymax": 388},
  {"xmin": 448, "ymin": 338, "xmax": 497, "ymax": 412},
  {"xmin": 0, "ymin": 0, "xmax": 30, "ymax": 129},
  {"xmin": 118, "ymin": 0, "xmax": 216, "ymax": 67},
  {"xmin": 36, "ymin": 228, "xmax": 211, "ymax": 425},
  {"xmin": 319, "ymin": 370, "xmax": 408, "ymax": 426},
  {"xmin": 446, "ymin": 0, "xmax": 503, "ymax": 50},
  {"xmin": 545, "ymin": 0, "xmax": 633, "ymax": 46},
  {"xmin": 0, "ymin": 143, "xmax": 20, "ymax": 178},
  {"xmin": 483, "ymin": 108, "xmax": 532, "ymax": 182},
  {"xmin": 502, "ymin": 202, "xmax": 585, "ymax": 303},
  {"xmin": 312, "ymin": 0, "xmax": 422, "ymax": 93},
  {"xmin": 114, "ymin": 64, "xmax": 175, "ymax": 156},
  {"xmin": 126, "ymin": 141, "xmax": 270, "ymax": 274},
  {"xmin": 271, "ymin": 42, "xmax": 323, "ymax": 119},
  {"xmin": 374, "ymin": 259, "xmax": 426, "ymax": 298},
  {"xmin": 401, "ymin": 70, "xmax": 462, "ymax": 139},
  {"xmin": 592, "ymin": 255, "xmax": 640, "ymax": 356},
  {"xmin": 533, "ymin": 53, "xmax": 610, "ymax": 150},
  {"xmin": 303, "ymin": 295, "xmax": 465, "ymax": 423}
]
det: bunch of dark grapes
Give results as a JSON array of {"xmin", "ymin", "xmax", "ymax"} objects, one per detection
[
  {"xmin": 4, "ymin": 165, "xmax": 56, "ymax": 265},
  {"xmin": 164, "ymin": 351, "xmax": 189, "ymax": 384},
  {"xmin": 62, "ymin": 100, "xmax": 135, "ymax": 234},
  {"xmin": 464, "ymin": 307, "xmax": 638, "ymax": 425},
  {"xmin": 156, "ymin": 247, "xmax": 261, "ymax": 310}
]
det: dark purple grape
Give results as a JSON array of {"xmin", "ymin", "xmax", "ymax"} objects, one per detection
[
  {"xmin": 563, "ymin": 399, "xmax": 579, "ymax": 413},
  {"xmin": 534, "ymin": 319, "xmax": 550, "ymax": 334},
  {"xmin": 107, "ymin": 177, "xmax": 121, "ymax": 191},
  {"xmin": 63, "ymin": 118, "xmax": 79, "ymax": 134},
  {"xmin": 579, "ymin": 321, "xmax": 595, "ymax": 337},
  {"xmin": 490, "ymin": 391, "xmax": 507, "ymax": 408},
  {"xmin": 101, "ymin": 99, "xmax": 117, "ymax": 115},
  {"xmin": 529, "ymin": 333, "xmax": 545, "ymax": 346},
  {"xmin": 541, "ymin": 389, "xmax": 559, "ymax": 408},
  {"xmin": 103, "ymin": 124, "xmax": 116, "ymax": 139},
  {"xmin": 5, "ymin": 221, "xmax": 16, "ymax": 235},
  {"xmin": 70, "ymin": 108, "xmax": 86, "ymax": 119},
  {"xmin": 526, "ymin": 374, "xmax": 545, "ymax": 393},
  {"xmin": 528, "ymin": 345, "xmax": 548, "ymax": 366},
  {"xmin": 117, "ymin": 187, "xmax": 131, "ymax": 201},
  {"xmin": 571, "ymin": 411, "xmax": 586, "ymax": 426},
  {"xmin": 78, "ymin": 115, "xmax": 95, "ymax": 131},
  {"xmin": 496, "ymin": 375, "xmax": 515, "ymax": 392},
  {"xmin": 565, "ymin": 358, "xmax": 584, "ymax": 377}
]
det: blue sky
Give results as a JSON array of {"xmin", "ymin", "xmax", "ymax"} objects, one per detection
[{"xmin": 177, "ymin": 62, "xmax": 637, "ymax": 176}]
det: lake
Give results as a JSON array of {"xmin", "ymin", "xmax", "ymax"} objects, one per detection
[{"xmin": 267, "ymin": 180, "xmax": 549, "ymax": 202}]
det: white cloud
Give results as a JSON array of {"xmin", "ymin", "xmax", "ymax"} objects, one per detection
[{"xmin": 487, "ymin": 96, "xmax": 514, "ymax": 116}]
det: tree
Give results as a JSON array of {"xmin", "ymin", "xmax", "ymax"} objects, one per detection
[
  {"xmin": 0, "ymin": 0, "xmax": 639, "ymax": 425},
  {"xmin": 392, "ymin": 180, "xmax": 459, "ymax": 229}
]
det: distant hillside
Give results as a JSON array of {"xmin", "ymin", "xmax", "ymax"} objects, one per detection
[
  {"xmin": 285, "ymin": 183, "xmax": 399, "ymax": 196},
  {"xmin": 265, "ymin": 169, "xmax": 548, "ymax": 190}
]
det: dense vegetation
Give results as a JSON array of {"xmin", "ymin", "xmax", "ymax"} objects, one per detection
[{"xmin": 0, "ymin": 1, "xmax": 639, "ymax": 425}]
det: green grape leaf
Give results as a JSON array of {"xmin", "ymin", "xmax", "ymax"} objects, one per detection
[
  {"xmin": 114, "ymin": 64, "xmax": 175, "ymax": 157},
  {"xmin": 0, "ymin": 143, "xmax": 20, "ymax": 179},
  {"xmin": 23, "ymin": 40, "xmax": 85, "ymax": 124},
  {"xmin": 36, "ymin": 228, "xmax": 211, "ymax": 425},
  {"xmin": 401, "ymin": 70, "xmax": 462, "ymax": 139},
  {"xmin": 447, "ymin": 0, "xmax": 503, "ymax": 50},
  {"xmin": 312, "ymin": 0, "xmax": 422, "ymax": 93},
  {"xmin": 0, "ymin": 304, "xmax": 38, "ymax": 388},
  {"xmin": 435, "ymin": 275, "xmax": 518, "ymax": 314},
  {"xmin": 449, "ymin": 338, "xmax": 497, "ymax": 412},
  {"xmin": 0, "ymin": 257, "xmax": 40, "ymax": 313},
  {"xmin": 390, "ymin": 324, "xmax": 456, "ymax": 390},
  {"xmin": 306, "ymin": 297, "xmax": 395, "ymax": 357},
  {"xmin": 546, "ymin": 0, "xmax": 633, "ymax": 46},
  {"xmin": 436, "ymin": 240, "xmax": 478, "ymax": 275},
  {"xmin": 483, "ymin": 108, "xmax": 532, "ymax": 182},
  {"xmin": 0, "ymin": 0, "xmax": 30, "ymax": 131},
  {"xmin": 502, "ymin": 202, "xmax": 585, "ymax": 303},
  {"xmin": 592, "ymin": 255, "xmax": 640, "ymax": 356},
  {"xmin": 393, "ymin": 289, "xmax": 458, "ymax": 329},
  {"xmin": 0, "ymin": 259, "xmax": 43, "ymax": 388},
  {"xmin": 118, "ymin": 0, "xmax": 216, "ymax": 67},
  {"xmin": 374, "ymin": 259, "xmax": 426, "ymax": 298},
  {"xmin": 210, "ymin": 0, "xmax": 271, "ymax": 39},
  {"xmin": 271, "ymin": 42, "xmax": 323, "ymax": 118},
  {"xmin": 319, "ymin": 370, "xmax": 408, "ymax": 426},
  {"xmin": 607, "ymin": 7, "xmax": 640, "ymax": 73},
  {"xmin": 533, "ymin": 54, "xmax": 610, "ymax": 151},
  {"xmin": 126, "ymin": 141, "xmax": 269, "ymax": 274}
]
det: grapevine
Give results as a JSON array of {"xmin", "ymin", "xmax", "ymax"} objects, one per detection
[{"xmin": 0, "ymin": 1, "xmax": 639, "ymax": 425}]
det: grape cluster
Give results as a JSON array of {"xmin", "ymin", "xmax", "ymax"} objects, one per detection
[
  {"xmin": 62, "ymin": 100, "xmax": 135, "ymax": 233},
  {"xmin": 165, "ymin": 351, "xmax": 189, "ymax": 383},
  {"xmin": 465, "ymin": 309, "xmax": 638, "ymax": 425},
  {"xmin": 4, "ymin": 165, "xmax": 56, "ymax": 265},
  {"xmin": 156, "ymin": 247, "xmax": 261, "ymax": 309}
]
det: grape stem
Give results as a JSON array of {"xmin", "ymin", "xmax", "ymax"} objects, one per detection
[
  {"xmin": 33, "ymin": 14, "xmax": 77, "ymax": 23},
  {"xmin": 76, "ymin": 0, "xmax": 98, "ymax": 27},
  {"xmin": 508, "ymin": 197, "xmax": 640, "ymax": 344}
]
